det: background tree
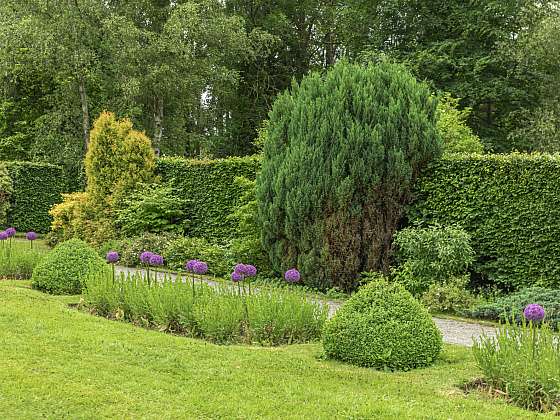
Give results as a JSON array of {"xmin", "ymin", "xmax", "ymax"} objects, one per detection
[{"xmin": 257, "ymin": 61, "xmax": 442, "ymax": 291}]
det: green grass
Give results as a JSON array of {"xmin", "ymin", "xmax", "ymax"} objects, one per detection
[
  {"xmin": 0, "ymin": 238, "xmax": 49, "ymax": 278},
  {"xmin": 0, "ymin": 281, "xmax": 545, "ymax": 419}
]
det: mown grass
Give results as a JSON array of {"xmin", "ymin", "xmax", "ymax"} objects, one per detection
[{"xmin": 0, "ymin": 281, "xmax": 544, "ymax": 419}]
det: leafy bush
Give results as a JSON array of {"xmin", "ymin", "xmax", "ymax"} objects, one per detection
[
  {"xmin": 410, "ymin": 153, "xmax": 560, "ymax": 289},
  {"xmin": 473, "ymin": 320, "xmax": 560, "ymax": 413},
  {"xmin": 420, "ymin": 275, "xmax": 481, "ymax": 314},
  {"xmin": 0, "ymin": 239, "xmax": 46, "ymax": 279},
  {"xmin": 465, "ymin": 287, "xmax": 560, "ymax": 330},
  {"xmin": 110, "ymin": 232, "xmax": 179, "ymax": 267},
  {"xmin": 4, "ymin": 161, "xmax": 65, "ymax": 232},
  {"xmin": 163, "ymin": 236, "xmax": 233, "ymax": 276},
  {"xmin": 322, "ymin": 278, "xmax": 442, "ymax": 370},
  {"xmin": 437, "ymin": 94, "xmax": 484, "ymax": 154},
  {"xmin": 115, "ymin": 184, "xmax": 189, "ymax": 236},
  {"xmin": 258, "ymin": 61, "xmax": 442, "ymax": 292},
  {"xmin": 83, "ymin": 271, "xmax": 327, "ymax": 346},
  {"xmin": 31, "ymin": 238, "xmax": 107, "ymax": 294},
  {"xmin": 157, "ymin": 155, "xmax": 260, "ymax": 243},
  {"xmin": 393, "ymin": 225, "xmax": 474, "ymax": 295},
  {"xmin": 0, "ymin": 163, "xmax": 12, "ymax": 226}
]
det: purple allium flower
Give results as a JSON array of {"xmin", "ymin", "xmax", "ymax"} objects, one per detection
[
  {"xmin": 524, "ymin": 304, "xmax": 545, "ymax": 322},
  {"xmin": 26, "ymin": 231, "xmax": 38, "ymax": 241},
  {"xmin": 106, "ymin": 251, "xmax": 120, "ymax": 264},
  {"xmin": 193, "ymin": 261, "xmax": 208, "ymax": 275},
  {"xmin": 0, "ymin": 231, "xmax": 8, "ymax": 241},
  {"xmin": 140, "ymin": 251, "xmax": 154, "ymax": 264},
  {"xmin": 231, "ymin": 271, "xmax": 243, "ymax": 282},
  {"xmin": 149, "ymin": 253, "xmax": 164, "ymax": 266},
  {"xmin": 284, "ymin": 268, "xmax": 301, "ymax": 283},
  {"xmin": 5, "ymin": 227, "xmax": 16, "ymax": 237},
  {"xmin": 185, "ymin": 259, "xmax": 199, "ymax": 272},
  {"xmin": 244, "ymin": 264, "xmax": 257, "ymax": 277},
  {"xmin": 234, "ymin": 263, "xmax": 247, "ymax": 275}
]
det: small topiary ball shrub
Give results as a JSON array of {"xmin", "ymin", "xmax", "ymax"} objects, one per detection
[
  {"xmin": 32, "ymin": 238, "xmax": 107, "ymax": 294},
  {"xmin": 323, "ymin": 278, "xmax": 443, "ymax": 370}
]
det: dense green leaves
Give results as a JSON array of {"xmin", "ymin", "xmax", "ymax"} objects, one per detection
[
  {"xmin": 258, "ymin": 61, "xmax": 442, "ymax": 291},
  {"xmin": 3, "ymin": 161, "xmax": 65, "ymax": 232},
  {"xmin": 0, "ymin": 163, "xmax": 12, "ymax": 226},
  {"xmin": 323, "ymin": 279, "xmax": 442, "ymax": 370},
  {"xmin": 410, "ymin": 153, "xmax": 560, "ymax": 289},
  {"xmin": 157, "ymin": 155, "xmax": 260, "ymax": 243}
]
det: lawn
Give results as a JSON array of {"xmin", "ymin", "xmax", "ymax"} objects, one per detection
[{"xmin": 0, "ymin": 281, "xmax": 544, "ymax": 419}]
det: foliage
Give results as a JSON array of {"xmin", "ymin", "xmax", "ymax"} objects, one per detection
[
  {"xmin": 157, "ymin": 155, "xmax": 260, "ymax": 243},
  {"xmin": 258, "ymin": 61, "xmax": 442, "ymax": 292},
  {"xmin": 108, "ymin": 232, "xmax": 179, "ymax": 267},
  {"xmin": 31, "ymin": 238, "xmax": 107, "ymax": 294},
  {"xmin": 163, "ymin": 236, "xmax": 233, "ymax": 277},
  {"xmin": 393, "ymin": 225, "xmax": 474, "ymax": 296},
  {"xmin": 420, "ymin": 275, "xmax": 481, "ymax": 315},
  {"xmin": 410, "ymin": 153, "xmax": 560, "ymax": 289},
  {"xmin": 0, "ymin": 239, "xmax": 47, "ymax": 279},
  {"xmin": 473, "ymin": 320, "xmax": 560, "ymax": 414},
  {"xmin": 84, "ymin": 270, "xmax": 327, "ymax": 346},
  {"xmin": 465, "ymin": 287, "xmax": 560, "ymax": 331},
  {"xmin": 227, "ymin": 176, "xmax": 271, "ymax": 274},
  {"xmin": 437, "ymin": 94, "xmax": 484, "ymax": 154},
  {"xmin": 115, "ymin": 184, "xmax": 189, "ymax": 237},
  {"xmin": 322, "ymin": 278, "xmax": 442, "ymax": 370},
  {"xmin": 0, "ymin": 162, "xmax": 12, "ymax": 226},
  {"xmin": 4, "ymin": 161, "xmax": 65, "ymax": 233},
  {"xmin": 85, "ymin": 111, "xmax": 156, "ymax": 208},
  {"xmin": 49, "ymin": 192, "xmax": 90, "ymax": 243}
]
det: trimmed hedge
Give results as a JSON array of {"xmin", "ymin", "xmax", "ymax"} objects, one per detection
[
  {"xmin": 157, "ymin": 156, "xmax": 260, "ymax": 243},
  {"xmin": 4, "ymin": 161, "xmax": 66, "ymax": 233},
  {"xmin": 410, "ymin": 153, "xmax": 560, "ymax": 290}
]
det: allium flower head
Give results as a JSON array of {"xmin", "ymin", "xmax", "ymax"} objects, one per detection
[
  {"xmin": 524, "ymin": 304, "xmax": 545, "ymax": 322},
  {"xmin": 106, "ymin": 251, "xmax": 120, "ymax": 264},
  {"xmin": 140, "ymin": 251, "xmax": 154, "ymax": 264},
  {"xmin": 284, "ymin": 268, "xmax": 301, "ymax": 283},
  {"xmin": 185, "ymin": 259, "xmax": 199, "ymax": 272},
  {"xmin": 25, "ymin": 231, "xmax": 38, "ymax": 241},
  {"xmin": 194, "ymin": 261, "xmax": 208, "ymax": 275},
  {"xmin": 234, "ymin": 263, "xmax": 247, "ymax": 275},
  {"xmin": 5, "ymin": 227, "xmax": 16, "ymax": 237},
  {"xmin": 234, "ymin": 263, "xmax": 257, "ymax": 277},
  {"xmin": 0, "ymin": 231, "xmax": 8, "ymax": 240},
  {"xmin": 231, "ymin": 271, "xmax": 243, "ymax": 282},
  {"xmin": 149, "ymin": 253, "xmax": 164, "ymax": 266}
]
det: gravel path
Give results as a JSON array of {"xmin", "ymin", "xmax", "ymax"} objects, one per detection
[{"xmin": 115, "ymin": 266, "xmax": 496, "ymax": 347}]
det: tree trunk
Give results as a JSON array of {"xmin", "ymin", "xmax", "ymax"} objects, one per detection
[
  {"xmin": 154, "ymin": 96, "xmax": 164, "ymax": 146},
  {"xmin": 78, "ymin": 76, "xmax": 90, "ymax": 152}
]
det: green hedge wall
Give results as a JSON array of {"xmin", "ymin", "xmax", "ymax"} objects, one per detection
[
  {"xmin": 409, "ymin": 153, "xmax": 560, "ymax": 290},
  {"xmin": 157, "ymin": 155, "xmax": 261, "ymax": 243},
  {"xmin": 4, "ymin": 161, "xmax": 66, "ymax": 233}
]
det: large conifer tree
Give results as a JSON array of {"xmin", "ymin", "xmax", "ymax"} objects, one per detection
[{"xmin": 257, "ymin": 61, "xmax": 442, "ymax": 291}]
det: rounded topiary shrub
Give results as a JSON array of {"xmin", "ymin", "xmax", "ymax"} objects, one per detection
[
  {"xmin": 31, "ymin": 238, "xmax": 107, "ymax": 295},
  {"xmin": 323, "ymin": 278, "xmax": 442, "ymax": 370}
]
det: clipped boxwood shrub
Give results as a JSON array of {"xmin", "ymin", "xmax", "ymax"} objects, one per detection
[
  {"xmin": 4, "ymin": 161, "xmax": 65, "ymax": 232},
  {"xmin": 323, "ymin": 277, "xmax": 442, "ymax": 370},
  {"xmin": 31, "ymin": 238, "xmax": 107, "ymax": 294},
  {"xmin": 157, "ymin": 155, "xmax": 260, "ymax": 243},
  {"xmin": 410, "ymin": 153, "xmax": 560, "ymax": 289}
]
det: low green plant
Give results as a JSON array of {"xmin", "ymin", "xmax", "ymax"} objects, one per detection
[
  {"xmin": 0, "ymin": 163, "xmax": 13, "ymax": 226},
  {"xmin": 31, "ymin": 238, "xmax": 107, "ymax": 294},
  {"xmin": 393, "ymin": 225, "xmax": 474, "ymax": 296},
  {"xmin": 322, "ymin": 278, "xmax": 442, "ymax": 370},
  {"xmin": 0, "ymin": 240, "xmax": 45, "ymax": 279},
  {"xmin": 115, "ymin": 183, "xmax": 189, "ymax": 236},
  {"xmin": 473, "ymin": 319, "xmax": 560, "ymax": 413},
  {"xmin": 465, "ymin": 287, "xmax": 560, "ymax": 330},
  {"xmin": 83, "ymin": 270, "xmax": 327, "ymax": 346},
  {"xmin": 111, "ymin": 232, "xmax": 180, "ymax": 267},
  {"xmin": 420, "ymin": 275, "xmax": 481, "ymax": 315}
]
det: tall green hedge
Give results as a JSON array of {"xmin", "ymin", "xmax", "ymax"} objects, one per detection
[
  {"xmin": 4, "ymin": 161, "xmax": 65, "ymax": 233},
  {"xmin": 409, "ymin": 153, "xmax": 560, "ymax": 290},
  {"xmin": 157, "ymin": 156, "xmax": 260, "ymax": 243}
]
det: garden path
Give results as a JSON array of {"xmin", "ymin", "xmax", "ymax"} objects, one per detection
[{"xmin": 115, "ymin": 266, "xmax": 496, "ymax": 347}]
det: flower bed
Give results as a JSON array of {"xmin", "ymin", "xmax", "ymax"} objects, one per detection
[{"xmin": 0, "ymin": 228, "xmax": 45, "ymax": 278}]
